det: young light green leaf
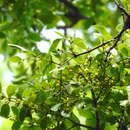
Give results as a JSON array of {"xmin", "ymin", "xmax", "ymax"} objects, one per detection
[
  {"xmin": 7, "ymin": 85, "xmax": 16, "ymax": 97},
  {"xmin": 0, "ymin": 83, "xmax": 2, "ymax": 93},
  {"xmin": 73, "ymin": 38, "xmax": 87, "ymax": 49},
  {"xmin": 9, "ymin": 56, "xmax": 21, "ymax": 63},
  {"xmin": 51, "ymin": 103, "xmax": 61, "ymax": 112},
  {"xmin": 55, "ymin": 31, "xmax": 65, "ymax": 38},
  {"xmin": 92, "ymin": 25, "xmax": 109, "ymax": 35},
  {"xmin": 49, "ymin": 39, "xmax": 61, "ymax": 52},
  {"xmin": 28, "ymin": 32, "xmax": 42, "ymax": 41}
]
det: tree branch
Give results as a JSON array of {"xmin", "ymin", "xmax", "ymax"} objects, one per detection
[
  {"xmin": 59, "ymin": 0, "xmax": 79, "ymax": 12},
  {"xmin": 58, "ymin": 0, "xmax": 89, "ymax": 29},
  {"xmin": 106, "ymin": 28, "xmax": 125, "ymax": 56},
  {"xmin": 57, "ymin": 23, "xmax": 74, "ymax": 29},
  {"xmin": 67, "ymin": 118, "xmax": 96, "ymax": 130},
  {"xmin": 63, "ymin": 39, "xmax": 114, "ymax": 65},
  {"xmin": 106, "ymin": 0, "xmax": 130, "ymax": 56},
  {"xmin": 74, "ymin": 39, "xmax": 114, "ymax": 57},
  {"xmin": 62, "ymin": 0, "xmax": 130, "ymax": 64},
  {"xmin": 114, "ymin": 0, "xmax": 130, "ymax": 17}
]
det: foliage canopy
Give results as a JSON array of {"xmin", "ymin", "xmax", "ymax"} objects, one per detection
[{"xmin": 0, "ymin": 0, "xmax": 130, "ymax": 130}]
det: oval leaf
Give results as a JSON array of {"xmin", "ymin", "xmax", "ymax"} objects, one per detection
[{"xmin": 0, "ymin": 104, "xmax": 10, "ymax": 118}]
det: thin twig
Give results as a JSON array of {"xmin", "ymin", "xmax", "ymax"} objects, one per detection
[
  {"xmin": 63, "ymin": 39, "xmax": 114, "ymax": 65},
  {"xmin": 75, "ymin": 39, "xmax": 114, "ymax": 57},
  {"xmin": 57, "ymin": 24, "xmax": 74, "ymax": 29},
  {"xmin": 8, "ymin": 44, "xmax": 28, "ymax": 51}
]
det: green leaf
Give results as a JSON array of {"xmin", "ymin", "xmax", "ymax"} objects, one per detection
[
  {"xmin": 19, "ymin": 105, "xmax": 31, "ymax": 122},
  {"xmin": 72, "ymin": 38, "xmax": 87, "ymax": 49},
  {"xmin": 125, "ymin": 76, "xmax": 130, "ymax": 85},
  {"xmin": 0, "ymin": 104, "xmax": 10, "ymax": 118},
  {"xmin": 0, "ymin": 40, "xmax": 7, "ymax": 54},
  {"xmin": 0, "ymin": 32, "xmax": 5, "ymax": 38},
  {"xmin": 93, "ymin": 25, "xmax": 108, "ymax": 35},
  {"xmin": 51, "ymin": 103, "xmax": 61, "ymax": 112},
  {"xmin": 106, "ymin": 114, "xmax": 117, "ymax": 125},
  {"xmin": 40, "ymin": 118, "xmax": 48, "ymax": 129},
  {"xmin": 12, "ymin": 121, "xmax": 22, "ymax": 130},
  {"xmin": 28, "ymin": 32, "xmax": 42, "ymax": 41},
  {"xmin": 92, "ymin": 25, "xmax": 111, "ymax": 39},
  {"xmin": 30, "ymin": 126, "xmax": 42, "ymax": 130},
  {"xmin": 105, "ymin": 123, "xmax": 118, "ymax": 130},
  {"xmin": 9, "ymin": 56, "xmax": 21, "ymax": 63},
  {"xmin": 49, "ymin": 39, "xmax": 61, "ymax": 52},
  {"xmin": 121, "ymin": 47, "xmax": 128, "ymax": 56},
  {"xmin": 95, "ymin": 53, "xmax": 104, "ymax": 61},
  {"xmin": 20, "ymin": 126, "xmax": 42, "ymax": 130},
  {"xmin": 126, "ymin": 102, "xmax": 130, "ymax": 116},
  {"xmin": 11, "ymin": 106, "xmax": 19, "ymax": 116},
  {"xmin": 0, "ymin": 23, "xmax": 12, "ymax": 31},
  {"xmin": 0, "ymin": 82, "xmax": 2, "ymax": 93},
  {"xmin": 35, "ymin": 91, "xmax": 47, "ymax": 104},
  {"xmin": 55, "ymin": 31, "xmax": 65, "ymax": 38},
  {"xmin": 0, "ymin": 0, "xmax": 3, "ymax": 6},
  {"xmin": 7, "ymin": 85, "xmax": 16, "ymax": 97}
]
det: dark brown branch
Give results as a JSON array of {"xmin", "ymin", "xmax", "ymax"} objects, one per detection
[
  {"xmin": 63, "ymin": 27, "xmax": 124, "ymax": 64},
  {"xmin": 57, "ymin": 23, "xmax": 74, "ymax": 29},
  {"xmin": 67, "ymin": 118, "xmax": 96, "ymax": 130},
  {"xmin": 58, "ymin": 0, "xmax": 89, "ymax": 28},
  {"xmin": 63, "ymin": 39, "xmax": 114, "ymax": 65},
  {"xmin": 106, "ymin": 28, "xmax": 125, "ymax": 56},
  {"xmin": 114, "ymin": 0, "xmax": 130, "ymax": 17},
  {"xmin": 114, "ymin": 0, "xmax": 130, "ymax": 30},
  {"xmin": 59, "ymin": 0, "xmax": 79, "ymax": 12},
  {"xmin": 107, "ymin": 0, "xmax": 130, "ymax": 56},
  {"xmin": 74, "ymin": 39, "xmax": 114, "ymax": 57}
]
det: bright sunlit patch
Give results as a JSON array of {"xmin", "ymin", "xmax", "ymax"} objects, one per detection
[
  {"xmin": 120, "ymin": 100, "xmax": 128, "ymax": 106},
  {"xmin": 111, "ymin": 48, "xmax": 117, "ymax": 55},
  {"xmin": 0, "ymin": 54, "xmax": 4, "ymax": 62},
  {"xmin": 37, "ymin": 41, "xmax": 50, "ymax": 53},
  {"xmin": 93, "ymin": 32, "xmax": 102, "ymax": 40},
  {"xmin": 15, "ymin": 53, "xmax": 26, "ymax": 59},
  {"xmin": 107, "ymin": 3, "xmax": 117, "ymax": 11},
  {"xmin": 68, "ymin": 29, "xmax": 83, "ymax": 38},
  {"xmin": 57, "ymin": 21, "xmax": 65, "ymax": 26},
  {"xmin": 0, "ymin": 117, "xmax": 3, "ymax": 127},
  {"xmin": 41, "ymin": 28, "xmax": 83, "ymax": 41},
  {"xmin": 2, "ymin": 71, "xmax": 14, "ymax": 84},
  {"xmin": 41, "ymin": 28, "xmax": 64, "ymax": 42},
  {"xmin": 0, "ymin": 117, "xmax": 13, "ymax": 129},
  {"xmin": 88, "ymin": 27, "xmax": 94, "ymax": 33}
]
